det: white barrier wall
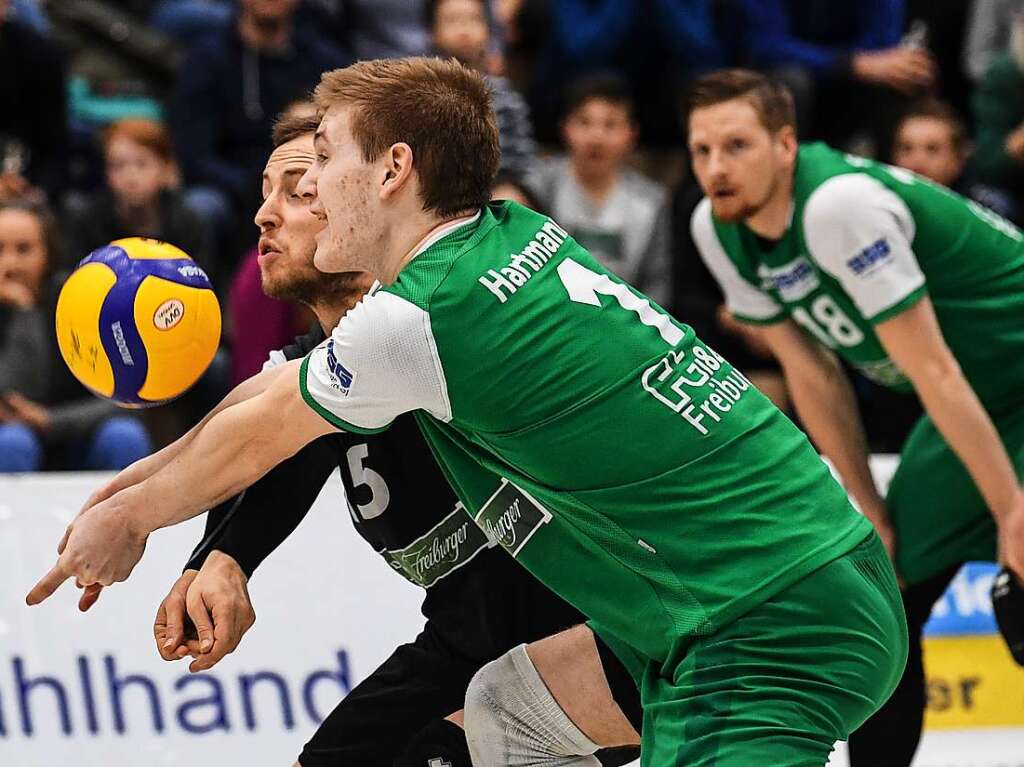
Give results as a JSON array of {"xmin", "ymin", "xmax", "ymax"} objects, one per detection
[
  {"xmin": 1, "ymin": 472, "xmax": 424, "ymax": 766},
  {"xmin": 2, "ymin": 463, "xmax": 1023, "ymax": 766}
]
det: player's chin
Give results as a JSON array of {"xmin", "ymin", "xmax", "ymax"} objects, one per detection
[{"xmin": 709, "ymin": 199, "xmax": 747, "ymax": 223}]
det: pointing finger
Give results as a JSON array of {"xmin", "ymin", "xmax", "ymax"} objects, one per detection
[{"xmin": 26, "ymin": 562, "xmax": 72, "ymax": 606}]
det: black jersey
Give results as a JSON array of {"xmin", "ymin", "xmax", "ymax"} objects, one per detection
[{"xmin": 187, "ymin": 326, "xmax": 585, "ymax": 660}]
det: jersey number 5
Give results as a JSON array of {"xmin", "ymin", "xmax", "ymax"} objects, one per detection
[{"xmin": 346, "ymin": 443, "xmax": 390, "ymax": 521}]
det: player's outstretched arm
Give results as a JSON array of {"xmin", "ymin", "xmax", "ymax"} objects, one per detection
[
  {"xmin": 753, "ymin": 319, "xmax": 895, "ymax": 556},
  {"xmin": 77, "ymin": 362, "xmax": 295, "ymax": 516},
  {"xmin": 26, "ymin": 359, "xmax": 336, "ymax": 604},
  {"xmin": 875, "ymin": 297, "xmax": 1024, "ymax": 575}
]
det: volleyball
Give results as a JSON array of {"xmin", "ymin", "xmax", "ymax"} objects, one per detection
[{"xmin": 55, "ymin": 237, "xmax": 221, "ymax": 407}]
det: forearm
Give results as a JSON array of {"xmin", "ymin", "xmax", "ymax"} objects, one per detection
[
  {"xmin": 100, "ymin": 362, "xmax": 287, "ymax": 497},
  {"xmin": 912, "ymin": 365, "xmax": 1019, "ymax": 521},
  {"xmin": 137, "ymin": 395, "xmax": 300, "ymax": 532},
  {"xmin": 782, "ymin": 357, "xmax": 885, "ymax": 519},
  {"xmin": 184, "ymin": 437, "xmax": 338, "ymax": 577},
  {"xmin": 131, "ymin": 360, "xmax": 329, "ymax": 534}
]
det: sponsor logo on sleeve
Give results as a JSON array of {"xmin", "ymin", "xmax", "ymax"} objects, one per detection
[
  {"xmin": 757, "ymin": 257, "xmax": 819, "ymax": 301},
  {"xmin": 325, "ymin": 340, "xmax": 355, "ymax": 396},
  {"xmin": 846, "ymin": 238, "xmax": 892, "ymax": 276}
]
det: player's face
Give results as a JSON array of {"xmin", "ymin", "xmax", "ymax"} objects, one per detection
[
  {"xmin": 105, "ymin": 137, "xmax": 169, "ymax": 209},
  {"xmin": 562, "ymin": 99, "xmax": 636, "ymax": 176},
  {"xmin": 893, "ymin": 117, "xmax": 964, "ymax": 188},
  {"xmin": 0, "ymin": 208, "xmax": 48, "ymax": 300},
  {"xmin": 689, "ymin": 99, "xmax": 793, "ymax": 223},
  {"xmin": 433, "ymin": 0, "xmax": 489, "ymax": 67},
  {"xmin": 254, "ymin": 134, "xmax": 370, "ymax": 306},
  {"xmin": 299, "ymin": 106, "xmax": 382, "ymax": 275}
]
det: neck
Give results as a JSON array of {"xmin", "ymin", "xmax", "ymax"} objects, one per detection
[
  {"xmin": 744, "ymin": 166, "xmax": 794, "ymax": 240},
  {"xmin": 382, "ymin": 208, "xmax": 479, "ymax": 284},
  {"xmin": 238, "ymin": 13, "xmax": 291, "ymax": 50},
  {"xmin": 571, "ymin": 163, "xmax": 617, "ymax": 206},
  {"xmin": 116, "ymin": 198, "xmax": 161, "ymax": 233},
  {"xmin": 312, "ymin": 302, "xmax": 349, "ymax": 334}
]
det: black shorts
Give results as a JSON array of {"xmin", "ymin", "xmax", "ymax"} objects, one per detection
[{"xmin": 299, "ymin": 622, "xmax": 643, "ymax": 766}]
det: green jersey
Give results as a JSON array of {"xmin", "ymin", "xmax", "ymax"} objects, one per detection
[
  {"xmin": 300, "ymin": 200, "xmax": 870, "ymax": 662},
  {"xmin": 694, "ymin": 142, "xmax": 1024, "ymax": 410}
]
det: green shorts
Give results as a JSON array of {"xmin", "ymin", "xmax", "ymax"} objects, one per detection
[
  {"xmin": 594, "ymin": 534, "xmax": 907, "ymax": 767},
  {"xmin": 888, "ymin": 402, "xmax": 1024, "ymax": 584}
]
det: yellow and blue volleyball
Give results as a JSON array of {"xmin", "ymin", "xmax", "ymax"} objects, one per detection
[{"xmin": 55, "ymin": 237, "xmax": 221, "ymax": 407}]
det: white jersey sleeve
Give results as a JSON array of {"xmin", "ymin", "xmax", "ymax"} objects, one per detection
[
  {"xmin": 803, "ymin": 174, "xmax": 926, "ymax": 322},
  {"xmin": 262, "ymin": 349, "xmax": 288, "ymax": 371},
  {"xmin": 299, "ymin": 290, "xmax": 452, "ymax": 433},
  {"xmin": 691, "ymin": 197, "xmax": 784, "ymax": 323}
]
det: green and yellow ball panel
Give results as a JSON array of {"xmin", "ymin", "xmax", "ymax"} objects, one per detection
[{"xmin": 55, "ymin": 238, "xmax": 221, "ymax": 407}]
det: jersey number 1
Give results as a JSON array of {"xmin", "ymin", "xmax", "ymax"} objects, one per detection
[{"xmin": 557, "ymin": 258, "xmax": 683, "ymax": 346}]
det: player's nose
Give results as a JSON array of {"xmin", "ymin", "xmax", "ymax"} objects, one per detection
[{"xmin": 296, "ymin": 166, "xmax": 318, "ymax": 199}]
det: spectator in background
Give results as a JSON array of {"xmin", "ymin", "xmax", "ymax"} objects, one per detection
[
  {"xmin": 970, "ymin": 11, "xmax": 1024, "ymax": 197},
  {"xmin": 492, "ymin": 171, "xmax": 543, "ymax": 210},
  {"xmin": 341, "ymin": 0, "xmax": 501, "ymax": 62},
  {"xmin": 0, "ymin": 0, "xmax": 67, "ymax": 203},
  {"xmin": 0, "ymin": 200, "xmax": 152, "ymax": 472},
  {"xmin": 428, "ymin": 0, "xmax": 535, "ymax": 176},
  {"xmin": 529, "ymin": 0, "xmax": 725, "ymax": 148},
  {"xmin": 171, "ymin": 0, "xmax": 351, "ymax": 267},
  {"xmin": 64, "ymin": 118, "xmax": 213, "ymax": 270},
  {"xmin": 529, "ymin": 74, "xmax": 672, "ymax": 305},
  {"xmin": 739, "ymin": 0, "xmax": 935, "ymax": 153},
  {"xmin": 964, "ymin": 0, "xmax": 1024, "ymax": 83},
  {"xmin": 893, "ymin": 98, "xmax": 1018, "ymax": 222}
]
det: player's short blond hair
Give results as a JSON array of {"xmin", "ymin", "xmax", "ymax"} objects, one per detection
[
  {"xmin": 314, "ymin": 57, "xmax": 501, "ymax": 218},
  {"xmin": 688, "ymin": 69, "xmax": 796, "ymax": 133}
]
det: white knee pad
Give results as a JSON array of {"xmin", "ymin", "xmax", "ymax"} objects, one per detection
[{"xmin": 464, "ymin": 643, "xmax": 602, "ymax": 767}]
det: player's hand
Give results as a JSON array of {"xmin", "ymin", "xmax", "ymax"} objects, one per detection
[
  {"xmin": 852, "ymin": 48, "xmax": 935, "ymax": 94},
  {"xmin": 998, "ymin": 494, "xmax": 1024, "ymax": 581},
  {"xmin": 154, "ymin": 570, "xmax": 199, "ymax": 661},
  {"xmin": 179, "ymin": 551, "xmax": 256, "ymax": 673},
  {"xmin": 3, "ymin": 392, "xmax": 51, "ymax": 432},
  {"xmin": 26, "ymin": 488, "xmax": 149, "ymax": 605},
  {"xmin": 0, "ymin": 277, "xmax": 35, "ymax": 309}
]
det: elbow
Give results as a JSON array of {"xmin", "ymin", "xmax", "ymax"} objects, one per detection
[{"xmin": 904, "ymin": 354, "xmax": 965, "ymax": 397}]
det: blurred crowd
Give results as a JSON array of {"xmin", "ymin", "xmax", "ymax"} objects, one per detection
[{"xmin": 2, "ymin": 0, "xmax": 1023, "ymax": 471}]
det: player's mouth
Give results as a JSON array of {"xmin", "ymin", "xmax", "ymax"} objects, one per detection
[
  {"xmin": 710, "ymin": 188, "xmax": 739, "ymax": 201},
  {"xmin": 258, "ymin": 239, "xmax": 284, "ymax": 266}
]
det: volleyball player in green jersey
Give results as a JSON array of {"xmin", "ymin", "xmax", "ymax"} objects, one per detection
[
  {"xmin": 687, "ymin": 69, "xmax": 1024, "ymax": 766},
  {"xmin": 30, "ymin": 59, "xmax": 909, "ymax": 766}
]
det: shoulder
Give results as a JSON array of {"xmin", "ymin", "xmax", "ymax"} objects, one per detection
[{"xmin": 803, "ymin": 172, "xmax": 911, "ymax": 231}]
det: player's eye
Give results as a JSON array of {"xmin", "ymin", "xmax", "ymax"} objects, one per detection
[{"xmin": 728, "ymin": 139, "xmax": 747, "ymax": 153}]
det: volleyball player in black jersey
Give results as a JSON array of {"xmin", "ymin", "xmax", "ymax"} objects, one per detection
[{"xmin": 142, "ymin": 112, "xmax": 642, "ymax": 767}]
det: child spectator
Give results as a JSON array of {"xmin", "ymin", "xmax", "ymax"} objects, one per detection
[
  {"xmin": 893, "ymin": 97, "xmax": 1017, "ymax": 221},
  {"xmin": 428, "ymin": 0, "xmax": 535, "ymax": 176},
  {"xmin": 528, "ymin": 73, "xmax": 672, "ymax": 306},
  {"xmin": 65, "ymin": 118, "xmax": 213, "ymax": 273},
  {"xmin": 0, "ymin": 200, "xmax": 152, "ymax": 472}
]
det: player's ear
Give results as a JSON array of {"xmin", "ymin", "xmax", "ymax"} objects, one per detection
[
  {"xmin": 776, "ymin": 125, "xmax": 798, "ymax": 163},
  {"xmin": 381, "ymin": 142, "xmax": 414, "ymax": 201}
]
